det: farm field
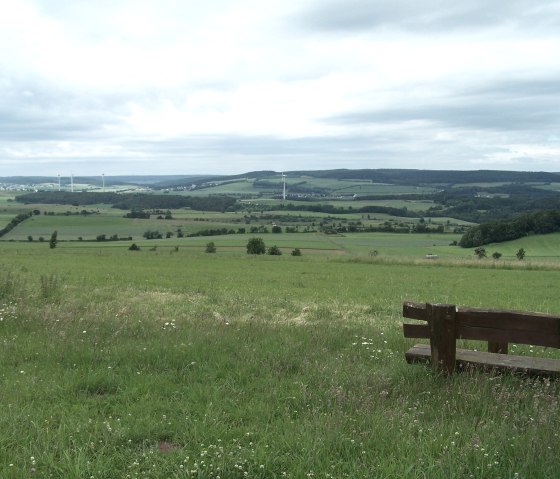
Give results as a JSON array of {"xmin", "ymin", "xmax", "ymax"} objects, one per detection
[
  {"xmin": 1, "ymin": 242, "xmax": 560, "ymax": 478},
  {"xmin": 183, "ymin": 177, "xmax": 439, "ymax": 197}
]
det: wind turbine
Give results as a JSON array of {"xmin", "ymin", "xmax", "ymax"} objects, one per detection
[
  {"xmin": 282, "ymin": 172, "xmax": 286, "ymax": 201},
  {"xmin": 102, "ymin": 173, "xmax": 105, "ymax": 192},
  {"xmin": 58, "ymin": 174, "xmax": 61, "ymax": 191},
  {"xmin": 70, "ymin": 173, "xmax": 74, "ymax": 192}
]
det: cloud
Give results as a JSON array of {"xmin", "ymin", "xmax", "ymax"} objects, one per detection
[
  {"xmin": 327, "ymin": 76, "xmax": 560, "ymax": 133},
  {"xmin": 300, "ymin": 0, "xmax": 560, "ymax": 33},
  {"xmin": 1, "ymin": 0, "xmax": 560, "ymax": 175}
]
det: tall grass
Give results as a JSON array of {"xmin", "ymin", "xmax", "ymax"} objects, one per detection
[{"xmin": 0, "ymin": 247, "xmax": 559, "ymax": 477}]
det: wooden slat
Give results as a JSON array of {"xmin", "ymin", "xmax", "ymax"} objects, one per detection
[
  {"xmin": 455, "ymin": 325, "xmax": 560, "ymax": 348},
  {"xmin": 488, "ymin": 341, "xmax": 508, "ymax": 354},
  {"xmin": 428, "ymin": 303, "xmax": 457, "ymax": 374},
  {"xmin": 456, "ymin": 308, "xmax": 560, "ymax": 335},
  {"xmin": 405, "ymin": 344, "xmax": 560, "ymax": 377},
  {"xmin": 403, "ymin": 323, "xmax": 430, "ymax": 338},
  {"xmin": 403, "ymin": 301, "xmax": 427, "ymax": 321}
]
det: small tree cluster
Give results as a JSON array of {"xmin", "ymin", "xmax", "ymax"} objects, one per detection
[
  {"xmin": 267, "ymin": 245, "xmax": 282, "ymax": 255},
  {"xmin": 49, "ymin": 231, "xmax": 58, "ymax": 249},
  {"xmin": 246, "ymin": 237, "xmax": 266, "ymax": 255},
  {"xmin": 474, "ymin": 247, "xmax": 486, "ymax": 259},
  {"xmin": 205, "ymin": 242, "xmax": 217, "ymax": 253},
  {"xmin": 143, "ymin": 230, "xmax": 162, "ymax": 239}
]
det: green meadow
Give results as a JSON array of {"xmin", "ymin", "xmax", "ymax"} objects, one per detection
[{"xmin": 1, "ymin": 236, "xmax": 560, "ymax": 478}]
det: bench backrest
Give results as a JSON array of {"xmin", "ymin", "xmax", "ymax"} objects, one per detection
[{"xmin": 403, "ymin": 301, "xmax": 560, "ymax": 348}]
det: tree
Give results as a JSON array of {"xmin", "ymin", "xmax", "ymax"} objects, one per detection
[
  {"xmin": 516, "ymin": 248, "xmax": 526, "ymax": 260},
  {"xmin": 205, "ymin": 241, "xmax": 217, "ymax": 253},
  {"xmin": 474, "ymin": 246, "xmax": 486, "ymax": 259},
  {"xmin": 271, "ymin": 225, "xmax": 282, "ymax": 233},
  {"xmin": 143, "ymin": 230, "xmax": 162, "ymax": 239},
  {"xmin": 291, "ymin": 248, "xmax": 302, "ymax": 256},
  {"xmin": 246, "ymin": 237, "xmax": 266, "ymax": 255},
  {"xmin": 27, "ymin": 235, "xmax": 33, "ymax": 242},
  {"xmin": 492, "ymin": 252, "xmax": 502, "ymax": 260},
  {"xmin": 49, "ymin": 231, "xmax": 58, "ymax": 249},
  {"xmin": 267, "ymin": 245, "xmax": 282, "ymax": 255},
  {"xmin": 128, "ymin": 243, "xmax": 140, "ymax": 251}
]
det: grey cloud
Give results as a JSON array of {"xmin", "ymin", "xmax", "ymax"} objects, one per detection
[
  {"xmin": 300, "ymin": 0, "xmax": 560, "ymax": 33},
  {"xmin": 0, "ymin": 77, "xmax": 130, "ymax": 141},
  {"xmin": 328, "ymin": 77, "xmax": 560, "ymax": 133}
]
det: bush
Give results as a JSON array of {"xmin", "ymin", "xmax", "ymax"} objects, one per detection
[
  {"xmin": 205, "ymin": 242, "xmax": 217, "ymax": 253},
  {"xmin": 128, "ymin": 243, "xmax": 140, "ymax": 251},
  {"xmin": 143, "ymin": 230, "xmax": 162, "ymax": 239},
  {"xmin": 247, "ymin": 237, "xmax": 266, "ymax": 255},
  {"xmin": 49, "ymin": 231, "xmax": 58, "ymax": 249},
  {"xmin": 474, "ymin": 247, "xmax": 486, "ymax": 259},
  {"xmin": 271, "ymin": 225, "xmax": 282, "ymax": 233},
  {"xmin": 492, "ymin": 252, "xmax": 502, "ymax": 260},
  {"xmin": 291, "ymin": 248, "xmax": 302, "ymax": 256},
  {"xmin": 516, "ymin": 248, "xmax": 526, "ymax": 260},
  {"xmin": 267, "ymin": 245, "xmax": 282, "ymax": 255}
]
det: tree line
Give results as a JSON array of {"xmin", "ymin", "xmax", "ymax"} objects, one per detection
[
  {"xmin": 459, "ymin": 210, "xmax": 560, "ymax": 247},
  {"xmin": 0, "ymin": 211, "xmax": 33, "ymax": 238},
  {"xmin": 16, "ymin": 192, "xmax": 237, "ymax": 212}
]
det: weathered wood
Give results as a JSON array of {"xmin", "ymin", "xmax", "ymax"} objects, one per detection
[
  {"xmin": 405, "ymin": 344, "xmax": 560, "ymax": 378},
  {"xmin": 403, "ymin": 323, "xmax": 430, "ymax": 339},
  {"xmin": 404, "ymin": 302, "xmax": 560, "ymax": 347},
  {"xmin": 403, "ymin": 301, "xmax": 428, "ymax": 321},
  {"xmin": 427, "ymin": 303, "xmax": 457, "ymax": 375},
  {"xmin": 402, "ymin": 301, "xmax": 560, "ymax": 377},
  {"xmin": 455, "ymin": 325, "xmax": 560, "ymax": 348},
  {"xmin": 456, "ymin": 309, "xmax": 560, "ymax": 335},
  {"xmin": 488, "ymin": 341, "xmax": 508, "ymax": 354}
]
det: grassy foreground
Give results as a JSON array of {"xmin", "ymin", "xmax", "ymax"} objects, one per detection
[{"xmin": 1, "ymin": 245, "xmax": 560, "ymax": 478}]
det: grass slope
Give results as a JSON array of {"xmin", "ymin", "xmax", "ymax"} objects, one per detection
[{"xmin": 1, "ymin": 244, "xmax": 560, "ymax": 477}]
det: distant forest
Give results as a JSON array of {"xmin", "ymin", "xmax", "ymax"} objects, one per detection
[
  {"xmin": 15, "ymin": 192, "xmax": 237, "ymax": 212},
  {"xmin": 459, "ymin": 210, "xmax": 560, "ymax": 247}
]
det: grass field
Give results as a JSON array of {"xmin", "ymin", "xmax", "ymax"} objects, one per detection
[
  {"xmin": 184, "ymin": 177, "xmax": 438, "ymax": 197},
  {"xmin": 1, "ymin": 240, "xmax": 560, "ymax": 478}
]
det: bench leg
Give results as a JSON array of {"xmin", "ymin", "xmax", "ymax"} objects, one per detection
[
  {"xmin": 428, "ymin": 303, "xmax": 457, "ymax": 375},
  {"xmin": 488, "ymin": 341, "xmax": 508, "ymax": 354}
]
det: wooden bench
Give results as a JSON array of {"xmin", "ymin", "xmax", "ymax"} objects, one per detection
[{"xmin": 402, "ymin": 301, "xmax": 560, "ymax": 377}]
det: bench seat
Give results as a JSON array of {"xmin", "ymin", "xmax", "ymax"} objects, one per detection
[{"xmin": 406, "ymin": 343, "xmax": 560, "ymax": 378}]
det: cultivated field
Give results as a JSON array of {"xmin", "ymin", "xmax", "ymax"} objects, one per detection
[{"xmin": 1, "ymin": 240, "xmax": 560, "ymax": 478}]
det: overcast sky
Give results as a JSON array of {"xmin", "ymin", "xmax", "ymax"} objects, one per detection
[{"xmin": 1, "ymin": 0, "xmax": 560, "ymax": 176}]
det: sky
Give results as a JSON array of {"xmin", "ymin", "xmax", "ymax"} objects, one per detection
[{"xmin": 1, "ymin": 0, "xmax": 560, "ymax": 176}]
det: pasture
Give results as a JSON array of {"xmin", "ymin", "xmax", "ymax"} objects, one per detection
[{"xmin": 1, "ymin": 241, "xmax": 560, "ymax": 478}]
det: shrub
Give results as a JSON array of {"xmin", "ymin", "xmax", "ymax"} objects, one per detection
[
  {"xmin": 128, "ymin": 243, "xmax": 140, "ymax": 251},
  {"xmin": 247, "ymin": 237, "xmax": 266, "ymax": 255},
  {"xmin": 474, "ymin": 247, "xmax": 486, "ymax": 259},
  {"xmin": 291, "ymin": 248, "xmax": 302, "ymax": 256},
  {"xmin": 143, "ymin": 230, "xmax": 162, "ymax": 239},
  {"xmin": 267, "ymin": 245, "xmax": 282, "ymax": 255},
  {"xmin": 516, "ymin": 248, "xmax": 526, "ymax": 260},
  {"xmin": 205, "ymin": 242, "xmax": 217, "ymax": 253},
  {"xmin": 492, "ymin": 252, "xmax": 502, "ymax": 260},
  {"xmin": 49, "ymin": 231, "xmax": 58, "ymax": 249}
]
